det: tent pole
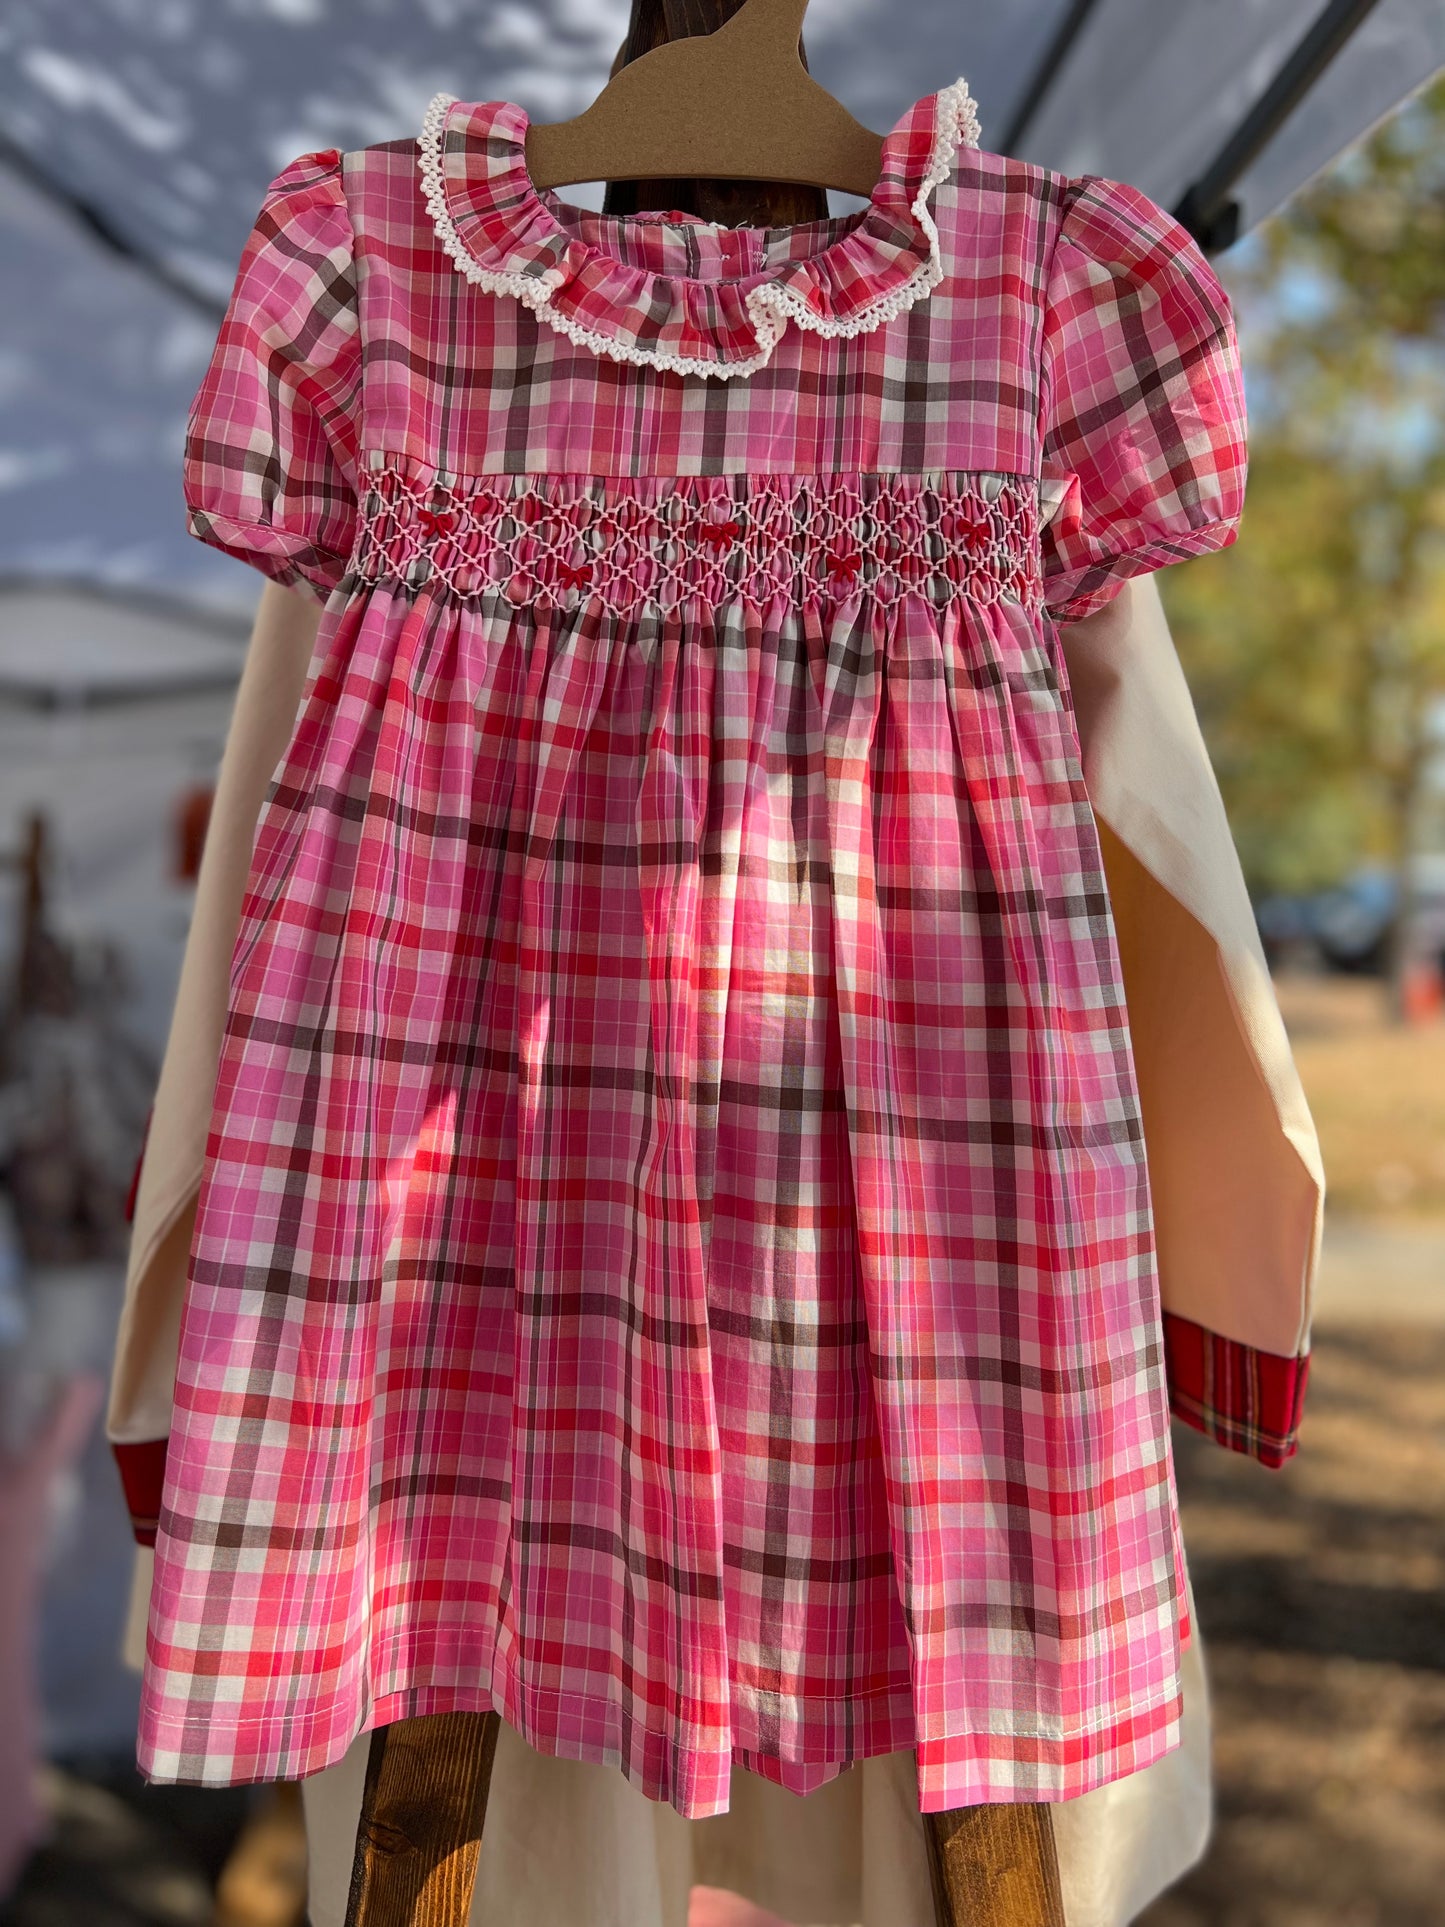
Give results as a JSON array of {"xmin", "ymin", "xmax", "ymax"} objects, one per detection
[
  {"xmin": 997, "ymin": 0, "xmax": 1103, "ymax": 157},
  {"xmin": 0, "ymin": 126, "xmax": 226, "ymax": 322},
  {"xmin": 1174, "ymin": 0, "xmax": 1389, "ymax": 251}
]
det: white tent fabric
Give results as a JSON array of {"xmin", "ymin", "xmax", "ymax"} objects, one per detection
[
  {"xmin": 0, "ymin": 0, "xmax": 1440, "ymax": 607},
  {"xmin": 1017, "ymin": 0, "xmax": 1445, "ymax": 237}
]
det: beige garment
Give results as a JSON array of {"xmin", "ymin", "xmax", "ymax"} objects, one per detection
[
  {"xmin": 1060, "ymin": 584, "xmax": 1322, "ymax": 1355},
  {"xmin": 108, "ymin": 581, "xmax": 322, "ymax": 1448},
  {"xmin": 109, "ymin": 568, "xmax": 1322, "ymax": 1924},
  {"xmin": 303, "ymin": 1614, "xmax": 1211, "ymax": 1927},
  {"xmin": 120, "ymin": 1540, "xmax": 1211, "ymax": 1927}
]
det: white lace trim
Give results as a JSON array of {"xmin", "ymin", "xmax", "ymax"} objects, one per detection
[{"xmin": 416, "ymin": 79, "xmax": 981, "ymax": 381}]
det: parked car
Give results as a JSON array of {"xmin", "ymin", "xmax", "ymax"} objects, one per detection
[{"xmin": 1256, "ymin": 857, "xmax": 1445, "ymax": 975}]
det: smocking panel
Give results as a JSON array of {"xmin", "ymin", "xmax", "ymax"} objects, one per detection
[{"xmin": 351, "ymin": 456, "xmax": 1043, "ymax": 614}]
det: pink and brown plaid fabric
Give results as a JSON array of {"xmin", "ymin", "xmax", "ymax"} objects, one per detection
[{"xmin": 134, "ymin": 80, "xmax": 1281, "ymax": 1817}]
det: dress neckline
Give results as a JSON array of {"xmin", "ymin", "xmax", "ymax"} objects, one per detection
[{"xmin": 417, "ymin": 78, "xmax": 981, "ymax": 380}]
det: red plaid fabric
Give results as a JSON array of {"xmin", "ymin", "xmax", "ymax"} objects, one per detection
[
  {"xmin": 114, "ymin": 1438, "xmax": 168, "ymax": 1548},
  {"xmin": 1040, "ymin": 176, "xmax": 1248, "ymax": 624},
  {"xmin": 1163, "ymin": 1311, "xmax": 1309, "ymax": 1468},
  {"xmin": 421, "ymin": 91, "xmax": 976, "ymax": 376},
  {"xmin": 139, "ymin": 80, "xmax": 1261, "ymax": 1816}
]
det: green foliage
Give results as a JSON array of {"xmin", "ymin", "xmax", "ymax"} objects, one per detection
[
  {"xmin": 1252, "ymin": 73, "xmax": 1445, "ymax": 362},
  {"xmin": 1160, "ymin": 74, "xmax": 1445, "ymax": 900}
]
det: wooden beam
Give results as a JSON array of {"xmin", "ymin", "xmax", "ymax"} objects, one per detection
[
  {"xmin": 924, "ymin": 1799, "xmax": 1065, "ymax": 1927},
  {"xmin": 344, "ymin": 1712, "xmax": 500, "ymax": 1927}
]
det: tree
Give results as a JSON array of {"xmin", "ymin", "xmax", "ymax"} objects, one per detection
[{"xmin": 1159, "ymin": 74, "xmax": 1445, "ymax": 998}]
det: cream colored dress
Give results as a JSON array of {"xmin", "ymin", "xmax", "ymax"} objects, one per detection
[{"xmin": 114, "ymin": 568, "xmax": 1322, "ymax": 1926}]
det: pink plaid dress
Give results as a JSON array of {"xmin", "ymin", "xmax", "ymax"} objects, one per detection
[{"xmin": 141, "ymin": 76, "xmax": 1248, "ymax": 1818}]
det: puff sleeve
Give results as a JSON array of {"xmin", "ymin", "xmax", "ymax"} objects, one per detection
[
  {"xmin": 1040, "ymin": 175, "xmax": 1247, "ymax": 626},
  {"xmin": 182, "ymin": 149, "xmax": 361, "ymax": 604}
]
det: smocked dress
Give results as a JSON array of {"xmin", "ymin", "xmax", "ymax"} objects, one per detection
[{"xmin": 130, "ymin": 77, "xmax": 1268, "ymax": 1820}]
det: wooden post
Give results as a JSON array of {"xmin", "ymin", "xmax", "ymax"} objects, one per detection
[
  {"xmin": 345, "ymin": 5, "xmax": 1066, "ymax": 1923},
  {"xmin": 924, "ymin": 1800, "xmax": 1065, "ymax": 1927},
  {"xmin": 10, "ymin": 811, "xmax": 47, "ymax": 1014},
  {"xmin": 344, "ymin": 1712, "xmax": 500, "ymax": 1927}
]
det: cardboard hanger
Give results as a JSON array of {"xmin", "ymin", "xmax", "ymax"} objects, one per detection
[{"xmin": 524, "ymin": 0, "xmax": 885, "ymax": 199}]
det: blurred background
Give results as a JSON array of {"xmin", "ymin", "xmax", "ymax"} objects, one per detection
[{"xmin": 0, "ymin": 4, "xmax": 1442, "ymax": 1924}]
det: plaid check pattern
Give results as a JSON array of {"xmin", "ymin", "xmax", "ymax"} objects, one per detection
[
  {"xmin": 1164, "ymin": 1311, "xmax": 1309, "ymax": 1468},
  {"xmin": 424, "ymin": 90, "xmax": 977, "ymax": 376},
  {"xmin": 138, "ymin": 82, "xmax": 1273, "ymax": 1816}
]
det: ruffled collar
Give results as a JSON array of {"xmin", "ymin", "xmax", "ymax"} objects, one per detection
[{"xmin": 417, "ymin": 79, "xmax": 980, "ymax": 380}]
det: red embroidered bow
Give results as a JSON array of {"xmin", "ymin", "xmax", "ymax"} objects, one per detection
[
  {"xmin": 557, "ymin": 561, "xmax": 593, "ymax": 590},
  {"xmin": 418, "ymin": 507, "xmax": 457, "ymax": 539},
  {"xmin": 698, "ymin": 519, "xmax": 742, "ymax": 550}
]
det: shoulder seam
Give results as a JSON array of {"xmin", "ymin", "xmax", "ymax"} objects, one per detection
[
  {"xmin": 1050, "ymin": 174, "xmax": 1202, "ymax": 282},
  {"xmin": 263, "ymin": 148, "xmax": 347, "ymax": 214},
  {"xmin": 1043, "ymin": 172, "xmax": 1092, "ymax": 306}
]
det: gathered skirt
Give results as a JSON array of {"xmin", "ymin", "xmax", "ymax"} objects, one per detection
[{"xmin": 140, "ymin": 565, "xmax": 1188, "ymax": 1815}]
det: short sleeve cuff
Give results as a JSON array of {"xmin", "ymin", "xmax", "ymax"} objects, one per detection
[
  {"xmin": 1045, "ymin": 509, "xmax": 1241, "ymax": 626},
  {"xmin": 185, "ymin": 505, "xmax": 352, "ymax": 604},
  {"xmin": 114, "ymin": 1437, "xmax": 169, "ymax": 1547},
  {"xmin": 183, "ymin": 150, "xmax": 359, "ymax": 605},
  {"xmin": 1164, "ymin": 1311, "xmax": 1309, "ymax": 1467}
]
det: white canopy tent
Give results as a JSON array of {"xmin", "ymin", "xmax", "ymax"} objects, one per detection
[{"xmin": 0, "ymin": 0, "xmax": 1441, "ymax": 610}]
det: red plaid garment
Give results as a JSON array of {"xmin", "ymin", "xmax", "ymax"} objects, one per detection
[{"xmin": 138, "ymin": 81, "xmax": 1270, "ymax": 1815}]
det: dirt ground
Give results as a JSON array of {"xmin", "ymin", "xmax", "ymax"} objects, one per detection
[
  {"xmin": 1275, "ymin": 973, "xmax": 1445, "ymax": 1218},
  {"xmin": 1140, "ymin": 1320, "xmax": 1445, "ymax": 1927}
]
